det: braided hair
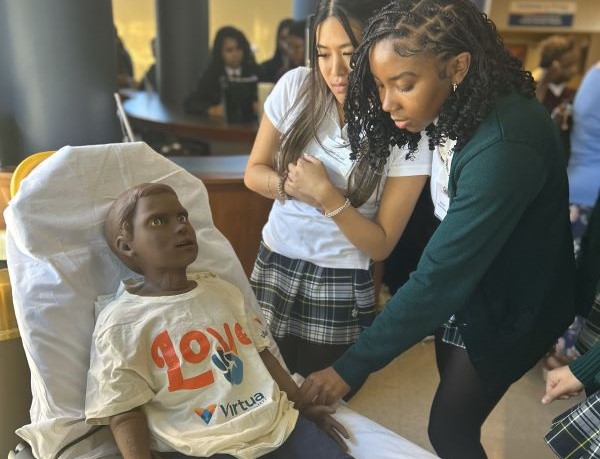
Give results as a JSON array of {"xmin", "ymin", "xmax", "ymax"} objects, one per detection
[{"xmin": 345, "ymin": 0, "xmax": 535, "ymax": 194}]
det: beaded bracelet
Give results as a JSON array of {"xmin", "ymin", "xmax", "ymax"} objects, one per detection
[
  {"xmin": 276, "ymin": 173, "xmax": 288, "ymax": 203},
  {"xmin": 324, "ymin": 198, "xmax": 351, "ymax": 218}
]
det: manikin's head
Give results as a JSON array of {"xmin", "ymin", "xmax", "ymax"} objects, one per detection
[{"xmin": 104, "ymin": 183, "xmax": 198, "ymax": 275}]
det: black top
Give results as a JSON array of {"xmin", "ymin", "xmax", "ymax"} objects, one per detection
[{"xmin": 184, "ymin": 62, "xmax": 262, "ymax": 115}]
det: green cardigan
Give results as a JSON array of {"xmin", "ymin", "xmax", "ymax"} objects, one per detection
[
  {"xmin": 571, "ymin": 342, "xmax": 600, "ymax": 394},
  {"xmin": 334, "ymin": 92, "xmax": 576, "ymax": 389}
]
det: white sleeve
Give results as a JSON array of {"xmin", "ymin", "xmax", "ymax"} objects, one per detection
[
  {"xmin": 85, "ymin": 324, "xmax": 154, "ymax": 425},
  {"xmin": 387, "ymin": 133, "xmax": 432, "ymax": 177},
  {"xmin": 244, "ymin": 309, "xmax": 271, "ymax": 353},
  {"xmin": 211, "ymin": 276, "xmax": 272, "ymax": 352},
  {"xmin": 264, "ymin": 67, "xmax": 310, "ymax": 134}
]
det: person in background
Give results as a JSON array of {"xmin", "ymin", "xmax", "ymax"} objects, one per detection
[
  {"xmin": 244, "ymin": 0, "xmax": 431, "ymax": 380},
  {"xmin": 532, "ymin": 34, "xmax": 580, "ymax": 160},
  {"xmin": 184, "ymin": 26, "xmax": 262, "ymax": 117},
  {"xmin": 115, "ymin": 26, "xmax": 135, "ymax": 89},
  {"xmin": 285, "ymin": 19, "xmax": 308, "ymax": 70},
  {"xmin": 85, "ymin": 183, "xmax": 352, "ymax": 459},
  {"xmin": 260, "ymin": 18, "xmax": 295, "ymax": 83},
  {"xmin": 139, "ymin": 38, "xmax": 157, "ymax": 92},
  {"xmin": 568, "ymin": 62, "xmax": 600, "ymax": 245},
  {"xmin": 544, "ymin": 62, "xmax": 600, "ymax": 373},
  {"xmin": 296, "ymin": 1, "xmax": 575, "ymax": 458}
]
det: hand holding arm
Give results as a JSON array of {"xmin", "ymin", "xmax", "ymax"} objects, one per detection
[
  {"xmin": 541, "ymin": 365, "xmax": 584, "ymax": 404},
  {"xmin": 296, "ymin": 366, "xmax": 351, "ymax": 408},
  {"xmin": 244, "ymin": 116, "xmax": 320, "ymax": 208},
  {"xmin": 285, "ymin": 155, "xmax": 341, "ymax": 209},
  {"xmin": 109, "ymin": 408, "xmax": 152, "ymax": 459}
]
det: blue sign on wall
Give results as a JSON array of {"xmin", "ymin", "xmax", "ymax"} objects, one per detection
[{"xmin": 508, "ymin": 1, "xmax": 576, "ymax": 28}]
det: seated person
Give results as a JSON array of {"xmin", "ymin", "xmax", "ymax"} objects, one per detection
[
  {"xmin": 184, "ymin": 26, "xmax": 262, "ymax": 118},
  {"xmin": 115, "ymin": 26, "xmax": 135, "ymax": 89},
  {"xmin": 284, "ymin": 20, "xmax": 307, "ymax": 71},
  {"xmin": 85, "ymin": 183, "xmax": 352, "ymax": 459},
  {"xmin": 139, "ymin": 38, "xmax": 158, "ymax": 92},
  {"xmin": 260, "ymin": 18, "xmax": 294, "ymax": 83}
]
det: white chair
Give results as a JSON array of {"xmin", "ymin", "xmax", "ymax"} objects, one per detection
[{"xmin": 5, "ymin": 142, "xmax": 438, "ymax": 459}]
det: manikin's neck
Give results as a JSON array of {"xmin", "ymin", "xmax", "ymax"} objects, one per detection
[{"xmin": 137, "ymin": 268, "xmax": 195, "ymax": 296}]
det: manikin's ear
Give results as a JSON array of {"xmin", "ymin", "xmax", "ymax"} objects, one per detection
[
  {"xmin": 448, "ymin": 51, "xmax": 471, "ymax": 86},
  {"xmin": 115, "ymin": 235, "xmax": 134, "ymax": 259}
]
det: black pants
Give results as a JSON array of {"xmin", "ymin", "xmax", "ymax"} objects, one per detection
[
  {"xmin": 428, "ymin": 329, "xmax": 514, "ymax": 459},
  {"xmin": 159, "ymin": 415, "xmax": 353, "ymax": 459}
]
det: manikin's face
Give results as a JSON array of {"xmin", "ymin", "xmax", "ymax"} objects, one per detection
[
  {"xmin": 222, "ymin": 37, "xmax": 244, "ymax": 69},
  {"xmin": 126, "ymin": 192, "xmax": 198, "ymax": 272},
  {"xmin": 369, "ymin": 38, "xmax": 454, "ymax": 133},
  {"xmin": 315, "ymin": 17, "xmax": 361, "ymax": 107}
]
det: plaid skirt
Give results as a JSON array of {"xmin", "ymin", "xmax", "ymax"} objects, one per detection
[
  {"xmin": 545, "ymin": 391, "xmax": 600, "ymax": 458},
  {"xmin": 441, "ymin": 316, "xmax": 466, "ymax": 349},
  {"xmin": 249, "ymin": 241, "xmax": 375, "ymax": 345}
]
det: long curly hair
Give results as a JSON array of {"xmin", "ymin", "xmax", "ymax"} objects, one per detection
[
  {"xmin": 209, "ymin": 26, "xmax": 257, "ymax": 72},
  {"xmin": 345, "ymin": 0, "xmax": 536, "ymax": 180},
  {"xmin": 276, "ymin": 0, "xmax": 391, "ymax": 207}
]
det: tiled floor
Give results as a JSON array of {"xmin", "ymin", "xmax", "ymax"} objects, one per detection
[{"xmin": 346, "ymin": 339, "xmax": 584, "ymax": 459}]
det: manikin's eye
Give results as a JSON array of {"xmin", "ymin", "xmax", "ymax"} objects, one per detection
[
  {"xmin": 177, "ymin": 214, "xmax": 189, "ymax": 224},
  {"xmin": 150, "ymin": 217, "xmax": 164, "ymax": 226}
]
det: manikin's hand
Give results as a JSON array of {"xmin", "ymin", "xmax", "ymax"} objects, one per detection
[
  {"xmin": 542, "ymin": 365, "xmax": 584, "ymax": 404},
  {"xmin": 301, "ymin": 404, "xmax": 350, "ymax": 451},
  {"xmin": 286, "ymin": 155, "xmax": 335, "ymax": 206},
  {"xmin": 296, "ymin": 367, "xmax": 351, "ymax": 408}
]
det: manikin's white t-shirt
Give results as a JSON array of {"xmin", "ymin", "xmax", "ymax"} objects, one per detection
[
  {"xmin": 262, "ymin": 67, "xmax": 433, "ymax": 270},
  {"xmin": 85, "ymin": 272, "xmax": 297, "ymax": 459}
]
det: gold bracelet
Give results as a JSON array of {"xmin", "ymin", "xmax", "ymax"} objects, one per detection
[{"xmin": 324, "ymin": 198, "xmax": 351, "ymax": 218}]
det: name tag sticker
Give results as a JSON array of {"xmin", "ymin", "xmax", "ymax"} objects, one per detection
[{"xmin": 434, "ymin": 180, "xmax": 449, "ymax": 221}]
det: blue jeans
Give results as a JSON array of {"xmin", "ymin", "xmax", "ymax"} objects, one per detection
[{"xmin": 159, "ymin": 415, "xmax": 353, "ymax": 458}]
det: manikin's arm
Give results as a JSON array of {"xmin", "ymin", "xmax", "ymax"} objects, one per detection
[
  {"xmin": 109, "ymin": 408, "xmax": 152, "ymax": 459},
  {"xmin": 259, "ymin": 349, "xmax": 349, "ymax": 450}
]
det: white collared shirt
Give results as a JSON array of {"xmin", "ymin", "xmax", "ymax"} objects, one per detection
[
  {"xmin": 431, "ymin": 138, "xmax": 457, "ymax": 221},
  {"xmin": 225, "ymin": 66, "xmax": 242, "ymax": 79}
]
